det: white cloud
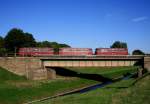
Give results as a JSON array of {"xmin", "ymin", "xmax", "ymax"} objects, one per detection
[{"xmin": 132, "ymin": 16, "xmax": 148, "ymax": 22}]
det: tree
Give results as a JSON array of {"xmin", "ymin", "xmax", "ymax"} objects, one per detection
[
  {"xmin": 36, "ymin": 41, "xmax": 52, "ymax": 47},
  {"xmin": 4, "ymin": 28, "xmax": 36, "ymax": 53},
  {"xmin": 0, "ymin": 36, "xmax": 6, "ymax": 56},
  {"xmin": 59, "ymin": 43, "xmax": 70, "ymax": 48},
  {"xmin": 23, "ymin": 32, "xmax": 36, "ymax": 47},
  {"xmin": 4, "ymin": 28, "xmax": 71, "ymax": 54},
  {"xmin": 36, "ymin": 41, "xmax": 70, "ymax": 53},
  {"xmin": 4, "ymin": 28, "xmax": 25, "ymax": 52},
  {"xmin": 0, "ymin": 36, "xmax": 4, "ymax": 48},
  {"xmin": 132, "ymin": 49, "xmax": 145, "ymax": 55},
  {"xmin": 110, "ymin": 41, "xmax": 127, "ymax": 48},
  {"xmin": 49, "ymin": 42, "xmax": 70, "ymax": 53}
]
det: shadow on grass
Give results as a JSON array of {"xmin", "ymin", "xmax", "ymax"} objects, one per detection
[
  {"xmin": 105, "ymin": 72, "xmax": 149, "ymax": 89},
  {"xmin": 46, "ymin": 67, "xmax": 112, "ymax": 82}
]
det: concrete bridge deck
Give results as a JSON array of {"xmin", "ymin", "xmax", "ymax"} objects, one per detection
[
  {"xmin": 40, "ymin": 55, "xmax": 144, "ymax": 68},
  {"xmin": 40, "ymin": 55, "xmax": 144, "ymax": 60}
]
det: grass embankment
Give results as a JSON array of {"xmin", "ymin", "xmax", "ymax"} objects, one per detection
[
  {"xmin": 0, "ymin": 67, "xmax": 26, "ymax": 82},
  {"xmin": 35, "ymin": 74, "xmax": 150, "ymax": 104},
  {"xmin": 0, "ymin": 66, "xmax": 138, "ymax": 104},
  {"xmin": 0, "ymin": 67, "xmax": 97, "ymax": 104},
  {"xmin": 67, "ymin": 67, "xmax": 137, "ymax": 79}
]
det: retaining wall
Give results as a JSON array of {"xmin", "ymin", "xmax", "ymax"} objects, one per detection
[
  {"xmin": 144, "ymin": 57, "xmax": 150, "ymax": 72},
  {"xmin": 0, "ymin": 57, "xmax": 41, "ymax": 75}
]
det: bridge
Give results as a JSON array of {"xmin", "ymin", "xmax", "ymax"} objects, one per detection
[
  {"xmin": 0, "ymin": 55, "xmax": 149, "ymax": 80},
  {"xmin": 40, "ymin": 55, "xmax": 146, "ymax": 79},
  {"xmin": 41, "ymin": 55, "xmax": 143, "ymax": 67}
]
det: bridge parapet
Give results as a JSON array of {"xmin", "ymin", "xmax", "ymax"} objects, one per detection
[
  {"xmin": 41, "ymin": 55, "xmax": 144, "ymax": 60},
  {"xmin": 40, "ymin": 55, "xmax": 144, "ymax": 68}
]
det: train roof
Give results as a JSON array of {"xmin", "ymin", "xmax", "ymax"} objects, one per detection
[
  {"xmin": 96, "ymin": 48, "xmax": 127, "ymax": 49},
  {"xmin": 59, "ymin": 48, "xmax": 92, "ymax": 50}
]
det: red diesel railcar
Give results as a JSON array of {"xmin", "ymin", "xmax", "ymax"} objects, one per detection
[
  {"xmin": 59, "ymin": 48, "xmax": 93, "ymax": 55},
  {"xmin": 18, "ymin": 47, "xmax": 128, "ymax": 56},
  {"xmin": 95, "ymin": 48, "xmax": 128, "ymax": 55},
  {"xmin": 19, "ymin": 47, "xmax": 54, "ymax": 56}
]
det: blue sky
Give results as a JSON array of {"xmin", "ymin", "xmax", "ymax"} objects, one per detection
[{"xmin": 0, "ymin": 0, "xmax": 150, "ymax": 53}]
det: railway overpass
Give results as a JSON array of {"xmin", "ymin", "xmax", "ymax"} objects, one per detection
[
  {"xmin": 41, "ymin": 55, "xmax": 144, "ymax": 67},
  {"xmin": 40, "ymin": 55, "xmax": 147, "ymax": 79},
  {"xmin": 0, "ymin": 55, "xmax": 150, "ymax": 80}
]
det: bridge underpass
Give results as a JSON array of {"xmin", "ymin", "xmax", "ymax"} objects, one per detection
[{"xmin": 40, "ymin": 55, "xmax": 144, "ymax": 79}]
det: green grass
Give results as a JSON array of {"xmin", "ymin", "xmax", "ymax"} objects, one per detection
[
  {"xmin": 67, "ymin": 66, "xmax": 138, "ymax": 79},
  {"xmin": 0, "ymin": 67, "xmax": 98, "ymax": 104},
  {"xmin": 0, "ymin": 67, "xmax": 26, "ymax": 82},
  {"xmin": 0, "ymin": 66, "xmax": 139, "ymax": 104},
  {"xmin": 35, "ymin": 75, "xmax": 150, "ymax": 104},
  {"xmin": 0, "ymin": 78, "xmax": 98, "ymax": 104}
]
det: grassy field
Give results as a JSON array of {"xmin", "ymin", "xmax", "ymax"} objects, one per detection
[
  {"xmin": 0, "ymin": 66, "xmax": 140, "ymax": 104},
  {"xmin": 35, "ymin": 74, "xmax": 150, "ymax": 104}
]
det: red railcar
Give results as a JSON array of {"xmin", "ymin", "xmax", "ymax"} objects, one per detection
[
  {"xmin": 18, "ymin": 47, "xmax": 54, "ymax": 56},
  {"xmin": 95, "ymin": 48, "xmax": 128, "ymax": 55},
  {"xmin": 59, "ymin": 48, "xmax": 93, "ymax": 55}
]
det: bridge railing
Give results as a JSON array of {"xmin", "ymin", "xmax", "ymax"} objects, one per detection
[{"xmin": 40, "ymin": 55, "xmax": 145, "ymax": 60}]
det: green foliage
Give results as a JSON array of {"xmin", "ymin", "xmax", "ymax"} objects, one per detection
[
  {"xmin": 4, "ymin": 28, "xmax": 24, "ymax": 52},
  {"xmin": 110, "ymin": 41, "xmax": 127, "ymax": 48},
  {"xmin": 0, "ymin": 67, "xmax": 26, "ymax": 82},
  {"xmin": 0, "ymin": 36, "xmax": 4, "ymax": 48},
  {"xmin": 36, "ymin": 41, "xmax": 70, "ymax": 53},
  {"xmin": 0, "ymin": 67, "xmax": 139, "ymax": 104},
  {"xmin": 2, "ymin": 28, "xmax": 70, "ymax": 54},
  {"xmin": 0, "ymin": 36, "xmax": 6, "ymax": 56},
  {"xmin": 67, "ymin": 67, "xmax": 137, "ymax": 79},
  {"xmin": 132, "ymin": 49, "xmax": 145, "ymax": 55},
  {"xmin": 0, "ymin": 67, "xmax": 97, "ymax": 104},
  {"xmin": 0, "ymin": 48, "xmax": 6, "ymax": 56},
  {"xmin": 36, "ymin": 41, "xmax": 52, "ymax": 47},
  {"xmin": 36, "ymin": 74, "xmax": 150, "ymax": 104},
  {"xmin": 59, "ymin": 43, "xmax": 70, "ymax": 48},
  {"xmin": 23, "ymin": 32, "xmax": 36, "ymax": 47},
  {"xmin": 4, "ymin": 28, "xmax": 36, "ymax": 53},
  {"xmin": 51, "ymin": 42, "xmax": 70, "ymax": 53}
]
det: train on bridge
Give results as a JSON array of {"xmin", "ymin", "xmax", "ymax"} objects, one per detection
[{"xmin": 18, "ymin": 47, "xmax": 128, "ymax": 56}]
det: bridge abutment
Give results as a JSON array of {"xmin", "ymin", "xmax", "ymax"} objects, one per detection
[
  {"xmin": 144, "ymin": 57, "xmax": 150, "ymax": 72},
  {"xmin": 47, "ymin": 68, "xmax": 56, "ymax": 79}
]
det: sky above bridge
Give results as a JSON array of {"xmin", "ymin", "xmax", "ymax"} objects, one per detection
[{"xmin": 0, "ymin": 0, "xmax": 150, "ymax": 53}]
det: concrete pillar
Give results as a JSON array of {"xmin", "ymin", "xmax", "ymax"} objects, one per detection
[
  {"xmin": 138, "ymin": 68, "xmax": 143, "ymax": 78},
  {"xmin": 33, "ymin": 68, "xmax": 47, "ymax": 80},
  {"xmin": 26, "ymin": 68, "xmax": 34, "ymax": 80},
  {"xmin": 25, "ymin": 59, "xmax": 33, "ymax": 79},
  {"xmin": 47, "ymin": 69, "xmax": 56, "ymax": 79}
]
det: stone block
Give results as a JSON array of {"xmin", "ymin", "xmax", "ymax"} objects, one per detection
[{"xmin": 47, "ymin": 69, "xmax": 56, "ymax": 79}]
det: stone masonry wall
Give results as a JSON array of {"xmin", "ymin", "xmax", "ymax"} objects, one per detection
[
  {"xmin": 0, "ymin": 57, "xmax": 42, "ymax": 76},
  {"xmin": 144, "ymin": 57, "xmax": 150, "ymax": 72}
]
